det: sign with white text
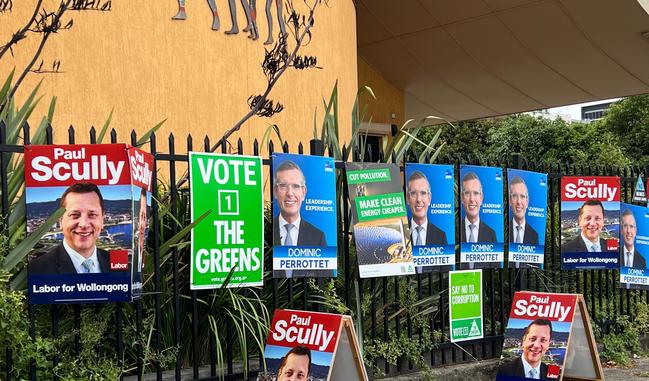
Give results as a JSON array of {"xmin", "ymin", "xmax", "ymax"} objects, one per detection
[
  {"xmin": 345, "ymin": 162, "xmax": 415, "ymax": 278},
  {"xmin": 459, "ymin": 165, "xmax": 504, "ymax": 269},
  {"xmin": 405, "ymin": 163, "xmax": 455, "ymax": 272},
  {"xmin": 497, "ymin": 292, "xmax": 604, "ymax": 381},
  {"xmin": 507, "ymin": 169, "xmax": 548, "ymax": 269},
  {"xmin": 257, "ymin": 309, "xmax": 368, "ymax": 381},
  {"xmin": 619, "ymin": 203, "xmax": 649, "ymax": 290},
  {"xmin": 449, "ymin": 270, "xmax": 483, "ymax": 342},
  {"xmin": 25, "ymin": 144, "xmax": 153, "ymax": 304},
  {"xmin": 560, "ymin": 176, "xmax": 620, "ymax": 270},
  {"xmin": 633, "ymin": 175, "xmax": 646, "ymax": 204},
  {"xmin": 189, "ymin": 152, "xmax": 264, "ymax": 289},
  {"xmin": 272, "ymin": 153, "xmax": 337, "ymax": 278}
]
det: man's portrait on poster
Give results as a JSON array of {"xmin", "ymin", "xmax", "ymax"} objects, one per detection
[
  {"xmin": 561, "ymin": 200, "xmax": 608, "ymax": 253},
  {"xmin": 29, "ymin": 182, "xmax": 110, "ymax": 275},
  {"xmin": 498, "ymin": 318, "xmax": 555, "ymax": 380},
  {"xmin": 406, "ymin": 170, "xmax": 447, "ymax": 246},
  {"xmin": 509, "ymin": 176, "xmax": 539, "ymax": 245}
]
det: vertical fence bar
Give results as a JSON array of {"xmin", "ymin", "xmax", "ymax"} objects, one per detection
[
  {"xmin": 167, "ymin": 133, "xmax": 182, "ymax": 380},
  {"xmin": 150, "ymin": 133, "xmax": 163, "ymax": 381},
  {"xmin": 0, "ymin": 121, "xmax": 11, "ymax": 381},
  {"xmin": 342, "ymin": 145, "xmax": 351, "ymax": 306}
]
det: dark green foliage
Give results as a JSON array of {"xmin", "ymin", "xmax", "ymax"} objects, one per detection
[
  {"xmin": 414, "ymin": 111, "xmax": 634, "ymax": 167},
  {"xmin": 598, "ymin": 95, "xmax": 649, "ymax": 166}
]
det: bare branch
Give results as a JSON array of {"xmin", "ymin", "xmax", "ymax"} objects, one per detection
[
  {"xmin": 209, "ymin": 1, "xmax": 321, "ymax": 152},
  {"xmin": 0, "ymin": 0, "xmax": 44, "ymax": 60},
  {"xmin": 9, "ymin": 0, "xmax": 73, "ymax": 99},
  {"xmin": 70, "ymin": 0, "xmax": 111, "ymax": 11},
  {"xmin": 0, "ymin": 0, "xmax": 12, "ymax": 13},
  {"xmin": 165, "ymin": 0, "xmax": 325, "ymax": 195}
]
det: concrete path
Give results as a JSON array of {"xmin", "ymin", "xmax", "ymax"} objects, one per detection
[{"xmin": 382, "ymin": 357, "xmax": 649, "ymax": 381}]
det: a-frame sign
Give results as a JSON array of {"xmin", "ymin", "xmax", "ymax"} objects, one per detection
[
  {"xmin": 496, "ymin": 291, "xmax": 604, "ymax": 381},
  {"xmin": 258, "ymin": 309, "xmax": 368, "ymax": 381}
]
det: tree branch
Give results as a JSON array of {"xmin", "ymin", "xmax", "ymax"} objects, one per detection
[
  {"xmin": 0, "ymin": 0, "xmax": 44, "ymax": 61},
  {"xmin": 9, "ymin": 1, "xmax": 72, "ymax": 99},
  {"xmin": 165, "ymin": 1, "xmax": 322, "ymax": 196}
]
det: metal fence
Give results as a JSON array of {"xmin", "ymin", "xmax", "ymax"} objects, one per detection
[{"xmin": 2, "ymin": 122, "xmax": 648, "ymax": 380}]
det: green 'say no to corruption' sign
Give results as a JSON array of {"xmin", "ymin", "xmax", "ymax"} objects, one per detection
[
  {"xmin": 189, "ymin": 153, "xmax": 264, "ymax": 289},
  {"xmin": 449, "ymin": 270, "xmax": 483, "ymax": 342}
]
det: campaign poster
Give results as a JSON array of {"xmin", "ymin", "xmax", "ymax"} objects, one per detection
[
  {"xmin": 25, "ymin": 144, "xmax": 153, "ymax": 304},
  {"xmin": 560, "ymin": 176, "xmax": 619, "ymax": 270},
  {"xmin": 459, "ymin": 165, "xmax": 505, "ymax": 269},
  {"xmin": 258, "ymin": 309, "xmax": 342, "ymax": 381},
  {"xmin": 449, "ymin": 270, "xmax": 483, "ymax": 342},
  {"xmin": 497, "ymin": 292, "xmax": 577, "ymax": 381},
  {"xmin": 619, "ymin": 203, "xmax": 649, "ymax": 290},
  {"xmin": 189, "ymin": 152, "xmax": 264, "ymax": 289},
  {"xmin": 633, "ymin": 175, "xmax": 646, "ymax": 204},
  {"xmin": 345, "ymin": 162, "xmax": 415, "ymax": 278},
  {"xmin": 507, "ymin": 169, "xmax": 548, "ymax": 269},
  {"xmin": 272, "ymin": 153, "xmax": 337, "ymax": 278},
  {"xmin": 404, "ymin": 163, "xmax": 455, "ymax": 272},
  {"xmin": 128, "ymin": 147, "xmax": 153, "ymax": 299}
]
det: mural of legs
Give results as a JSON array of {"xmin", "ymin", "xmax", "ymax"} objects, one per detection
[
  {"xmin": 225, "ymin": 0, "xmax": 239, "ymax": 34},
  {"xmin": 207, "ymin": 0, "xmax": 220, "ymax": 30},
  {"xmin": 243, "ymin": 0, "xmax": 259, "ymax": 39},
  {"xmin": 225, "ymin": 0, "xmax": 258, "ymax": 39},
  {"xmin": 264, "ymin": 0, "xmax": 287, "ymax": 45},
  {"xmin": 172, "ymin": 0, "xmax": 187, "ymax": 20},
  {"xmin": 172, "ymin": 0, "xmax": 220, "ymax": 30}
]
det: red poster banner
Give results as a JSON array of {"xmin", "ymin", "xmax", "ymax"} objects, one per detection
[
  {"xmin": 266, "ymin": 309, "xmax": 342, "ymax": 353},
  {"xmin": 127, "ymin": 146, "xmax": 154, "ymax": 191},
  {"xmin": 560, "ymin": 176, "xmax": 620, "ymax": 202},
  {"xmin": 25, "ymin": 144, "xmax": 132, "ymax": 187},
  {"xmin": 509, "ymin": 291, "xmax": 577, "ymax": 323}
]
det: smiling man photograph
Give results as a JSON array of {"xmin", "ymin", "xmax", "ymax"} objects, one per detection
[
  {"xmin": 272, "ymin": 160, "xmax": 326, "ymax": 247},
  {"xmin": 509, "ymin": 176, "xmax": 539, "ymax": 245},
  {"xmin": 561, "ymin": 200, "xmax": 607, "ymax": 253},
  {"xmin": 461, "ymin": 171, "xmax": 497, "ymax": 243},
  {"xmin": 406, "ymin": 170, "xmax": 447, "ymax": 246},
  {"xmin": 275, "ymin": 345, "xmax": 311, "ymax": 381},
  {"xmin": 29, "ymin": 182, "xmax": 110, "ymax": 275},
  {"xmin": 498, "ymin": 318, "xmax": 553, "ymax": 379}
]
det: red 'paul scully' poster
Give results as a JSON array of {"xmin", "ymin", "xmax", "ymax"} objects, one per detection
[
  {"xmin": 497, "ymin": 291, "xmax": 604, "ymax": 381},
  {"xmin": 497, "ymin": 292, "xmax": 576, "ymax": 380},
  {"xmin": 560, "ymin": 176, "xmax": 620, "ymax": 270},
  {"xmin": 258, "ymin": 309, "xmax": 368, "ymax": 381},
  {"xmin": 25, "ymin": 144, "xmax": 153, "ymax": 304}
]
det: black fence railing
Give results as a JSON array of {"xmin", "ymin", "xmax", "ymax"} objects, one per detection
[{"xmin": 2, "ymin": 122, "xmax": 648, "ymax": 380}]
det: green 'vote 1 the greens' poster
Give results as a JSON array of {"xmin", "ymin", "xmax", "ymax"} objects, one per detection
[
  {"xmin": 449, "ymin": 270, "xmax": 483, "ymax": 342},
  {"xmin": 189, "ymin": 152, "xmax": 264, "ymax": 289}
]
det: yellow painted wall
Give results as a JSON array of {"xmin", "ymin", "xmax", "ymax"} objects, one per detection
[
  {"xmin": 0, "ymin": 1, "xmax": 357, "ymax": 151},
  {"xmin": 357, "ymin": 56, "xmax": 404, "ymax": 128}
]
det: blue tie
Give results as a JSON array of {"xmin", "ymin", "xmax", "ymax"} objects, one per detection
[
  {"xmin": 82, "ymin": 259, "xmax": 94, "ymax": 273},
  {"xmin": 284, "ymin": 224, "xmax": 295, "ymax": 246}
]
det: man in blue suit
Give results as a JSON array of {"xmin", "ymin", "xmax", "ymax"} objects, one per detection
[{"xmin": 272, "ymin": 160, "xmax": 331, "ymax": 278}]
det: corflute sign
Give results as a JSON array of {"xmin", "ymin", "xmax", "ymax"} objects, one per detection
[
  {"xmin": 189, "ymin": 152, "xmax": 264, "ymax": 289},
  {"xmin": 258, "ymin": 309, "xmax": 369, "ymax": 381},
  {"xmin": 25, "ymin": 144, "xmax": 153, "ymax": 304},
  {"xmin": 560, "ymin": 176, "xmax": 620, "ymax": 270},
  {"xmin": 497, "ymin": 291, "xmax": 604, "ymax": 381}
]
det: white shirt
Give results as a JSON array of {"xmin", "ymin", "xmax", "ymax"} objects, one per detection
[
  {"xmin": 63, "ymin": 239, "xmax": 100, "ymax": 273},
  {"xmin": 279, "ymin": 214, "xmax": 301, "ymax": 246},
  {"xmin": 521, "ymin": 356, "xmax": 542, "ymax": 379},
  {"xmin": 625, "ymin": 246, "xmax": 635, "ymax": 267},
  {"xmin": 411, "ymin": 218, "xmax": 427, "ymax": 245},
  {"xmin": 512, "ymin": 219, "xmax": 526, "ymax": 244},
  {"xmin": 580, "ymin": 233, "xmax": 601, "ymax": 252},
  {"xmin": 465, "ymin": 217, "xmax": 480, "ymax": 242}
]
